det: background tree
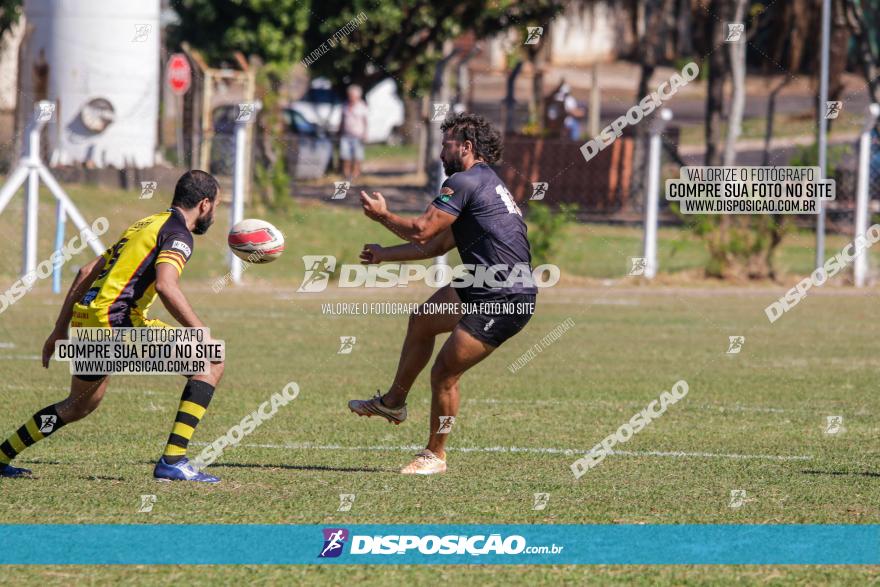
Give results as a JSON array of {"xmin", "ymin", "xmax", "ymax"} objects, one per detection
[
  {"xmin": 687, "ymin": 1, "xmax": 792, "ymax": 279},
  {"xmin": 0, "ymin": 0, "xmax": 21, "ymax": 41},
  {"xmin": 628, "ymin": 0, "xmax": 674, "ymax": 211},
  {"xmin": 169, "ymin": 0, "xmax": 310, "ymax": 68},
  {"xmin": 302, "ymin": 0, "xmax": 564, "ymax": 148},
  {"xmin": 845, "ymin": 0, "xmax": 880, "ymax": 104},
  {"xmin": 169, "ymin": 0, "xmax": 312, "ymax": 210}
]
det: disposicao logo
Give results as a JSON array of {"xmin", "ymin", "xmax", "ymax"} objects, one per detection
[
  {"xmin": 318, "ymin": 528, "xmax": 349, "ymax": 558},
  {"xmin": 317, "ymin": 530, "xmax": 562, "ymax": 558}
]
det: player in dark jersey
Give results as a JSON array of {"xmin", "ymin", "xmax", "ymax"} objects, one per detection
[
  {"xmin": 349, "ymin": 113, "xmax": 537, "ymax": 475},
  {"xmin": 0, "ymin": 171, "xmax": 225, "ymax": 482}
]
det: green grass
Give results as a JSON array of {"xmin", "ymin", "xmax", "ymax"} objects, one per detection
[
  {"xmin": 0, "ymin": 182, "xmax": 877, "ymax": 584},
  {"xmin": 677, "ymin": 113, "xmax": 861, "ymax": 147},
  {"xmin": 3, "ymin": 565, "xmax": 879, "ymax": 586},
  {"xmin": 364, "ymin": 143, "xmax": 419, "ymax": 161}
]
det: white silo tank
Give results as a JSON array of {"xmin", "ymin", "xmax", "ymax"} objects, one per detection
[{"xmin": 18, "ymin": 0, "xmax": 160, "ymax": 168}]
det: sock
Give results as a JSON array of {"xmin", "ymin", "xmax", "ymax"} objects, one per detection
[
  {"xmin": 162, "ymin": 380, "xmax": 215, "ymax": 464},
  {"xmin": 0, "ymin": 405, "xmax": 66, "ymax": 466}
]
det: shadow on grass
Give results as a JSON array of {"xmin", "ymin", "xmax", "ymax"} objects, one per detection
[
  {"xmin": 157, "ymin": 461, "xmax": 387, "ymax": 474},
  {"xmin": 20, "ymin": 459, "xmax": 387, "ymax": 475},
  {"xmin": 801, "ymin": 469, "xmax": 880, "ymax": 478}
]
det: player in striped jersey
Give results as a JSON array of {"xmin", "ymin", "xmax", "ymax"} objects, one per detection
[{"xmin": 0, "ymin": 171, "xmax": 226, "ymax": 482}]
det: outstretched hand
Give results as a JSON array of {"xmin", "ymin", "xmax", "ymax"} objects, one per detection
[
  {"xmin": 360, "ymin": 191, "xmax": 388, "ymax": 221},
  {"xmin": 359, "ymin": 243, "xmax": 384, "ymax": 265}
]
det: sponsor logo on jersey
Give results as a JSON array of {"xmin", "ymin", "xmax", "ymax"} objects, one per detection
[{"xmin": 171, "ymin": 240, "xmax": 192, "ymax": 257}]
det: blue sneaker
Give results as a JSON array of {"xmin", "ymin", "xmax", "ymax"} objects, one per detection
[
  {"xmin": 0, "ymin": 463, "xmax": 32, "ymax": 478},
  {"xmin": 153, "ymin": 457, "xmax": 220, "ymax": 483}
]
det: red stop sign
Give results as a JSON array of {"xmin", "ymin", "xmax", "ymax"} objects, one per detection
[{"xmin": 166, "ymin": 54, "xmax": 192, "ymax": 96}]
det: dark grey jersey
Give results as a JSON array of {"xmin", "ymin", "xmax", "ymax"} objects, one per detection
[{"xmin": 431, "ymin": 163, "xmax": 538, "ymax": 299}]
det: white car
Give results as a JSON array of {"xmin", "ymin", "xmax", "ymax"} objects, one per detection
[{"xmin": 290, "ymin": 77, "xmax": 404, "ymax": 144}]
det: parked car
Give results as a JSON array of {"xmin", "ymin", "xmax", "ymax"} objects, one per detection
[
  {"xmin": 209, "ymin": 104, "xmax": 333, "ymax": 179},
  {"xmin": 280, "ymin": 108, "xmax": 334, "ymax": 179},
  {"xmin": 290, "ymin": 77, "xmax": 404, "ymax": 144}
]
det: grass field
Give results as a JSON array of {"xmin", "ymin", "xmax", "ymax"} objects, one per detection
[{"xmin": 0, "ymin": 183, "xmax": 877, "ymax": 584}]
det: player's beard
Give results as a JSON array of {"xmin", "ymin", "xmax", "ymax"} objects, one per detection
[
  {"xmin": 442, "ymin": 149, "xmax": 464, "ymax": 176},
  {"xmin": 193, "ymin": 213, "xmax": 214, "ymax": 235}
]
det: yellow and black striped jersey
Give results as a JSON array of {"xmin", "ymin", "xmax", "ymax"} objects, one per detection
[{"xmin": 78, "ymin": 208, "xmax": 194, "ymax": 326}]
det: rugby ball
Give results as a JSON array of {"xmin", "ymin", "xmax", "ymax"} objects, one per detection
[{"xmin": 227, "ymin": 219, "xmax": 285, "ymax": 263}]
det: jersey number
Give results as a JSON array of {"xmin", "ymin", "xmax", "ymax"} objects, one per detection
[
  {"xmin": 495, "ymin": 185, "xmax": 522, "ymax": 216},
  {"xmin": 96, "ymin": 238, "xmax": 127, "ymax": 280}
]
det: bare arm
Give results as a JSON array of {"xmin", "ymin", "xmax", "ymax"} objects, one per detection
[
  {"xmin": 42, "ymin": 255, "xmax": 106, "ymax": 367},
  {"xmin": 54, "ymin": 255, "xmax": 105, "ymax": 333},
  {"xmin": 360, "ymin": 191, "xmax": 456, "ymax": 245},
  {"xmin": 155, "ymin": 263, "xmax": 205, "ymax": 329},
  {"xmin": 360, "ymin": 228, "xmax": 456, "ymax": 264}
]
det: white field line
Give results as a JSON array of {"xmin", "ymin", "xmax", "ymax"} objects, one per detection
[
  {"xmin": 191, "ymin": 441, "xmax": 812, "ymax": 462},
  {"xmin": 466, "ymin": 398, "xmax": 788, "ymax": 414}
]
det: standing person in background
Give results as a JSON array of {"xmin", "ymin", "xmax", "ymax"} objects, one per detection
[
  {"xmin": 545, "ymin": 80, "xmax": 585, "ymax": 141},
  {"xmin": 340, "ymin": 85, "xmax": 369, "ymax": 181}
]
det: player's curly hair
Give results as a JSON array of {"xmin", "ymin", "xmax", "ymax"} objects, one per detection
[{"xmin": 440, "ymin": 112, "xmax": 503, "ymax": 165}]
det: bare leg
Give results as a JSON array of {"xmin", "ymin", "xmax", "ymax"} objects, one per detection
[
  {"xmin": 191, "ymin": 359, "xmax": 225, "ymax": 388},
  {"xmin": 0, "ymin": 376, "xmax": 110, "ymax": 470},
  {"xmin": 426, "ymin": 326, "xmax": 495, "ymax": 459},
  {"xmin": 56, "ymin": 376, "xmax": 112, "ymax": 423},
  {"xmin": 383, "ymin": 285, "xmax": 462, "ymax": 408}
]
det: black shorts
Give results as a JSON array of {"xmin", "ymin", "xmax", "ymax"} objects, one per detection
[
  {"xmin": 455, "ymin": 291, "xmax": 536, "ymax": 348},
  {"xmin": 74, "ymin": 373, "xmax": 108, "ymax": 383}
]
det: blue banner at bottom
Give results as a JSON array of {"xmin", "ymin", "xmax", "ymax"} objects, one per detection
[{"xmin": 0, "ymin": 524, "xmax": 877, "ymax": 565}]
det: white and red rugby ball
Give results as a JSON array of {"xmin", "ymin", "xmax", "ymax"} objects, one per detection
[{"xmin": 227, "ymin": 219, "xmax": 285, "ymax": 263}]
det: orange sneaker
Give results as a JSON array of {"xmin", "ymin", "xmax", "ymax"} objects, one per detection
[{"xmin": 400, "ymin": 449, "xmax": 447, "ymax": 475}]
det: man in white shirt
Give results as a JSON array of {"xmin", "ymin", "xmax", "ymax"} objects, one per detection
[{"xmin": 340, "ymin": 85, "xmax": 369, "ymax": 180}]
